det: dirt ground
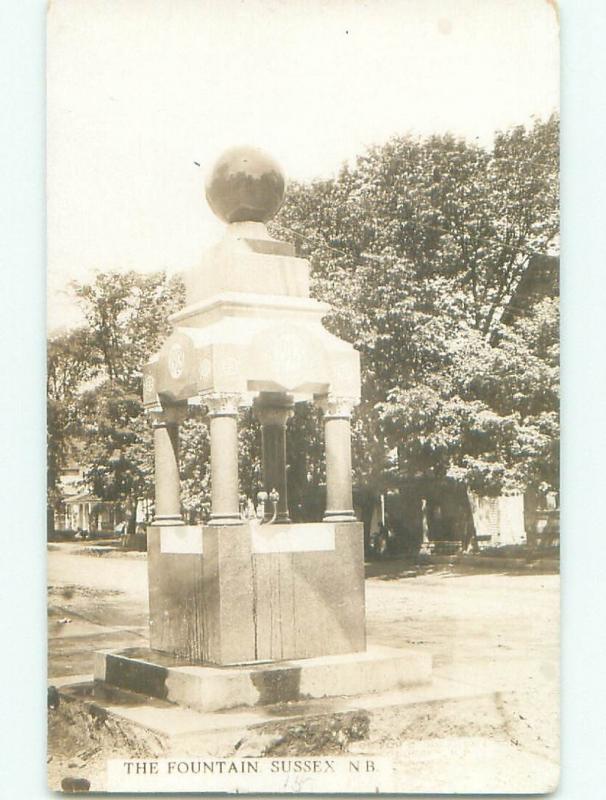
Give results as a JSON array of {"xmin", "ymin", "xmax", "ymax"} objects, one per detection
[{"xmin": 47, "ymin": 543, "xmax": 559, "ymax": 793}]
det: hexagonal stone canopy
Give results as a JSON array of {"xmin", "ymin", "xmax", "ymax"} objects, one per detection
[{"xmin": 144, "ymin": 300, "xmax": 360, "ymax": 407}]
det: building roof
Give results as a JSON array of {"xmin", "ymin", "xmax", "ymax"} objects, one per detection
[{"xmin": 63, "ymin": 492, "xmax": 111, "ymax": 505}]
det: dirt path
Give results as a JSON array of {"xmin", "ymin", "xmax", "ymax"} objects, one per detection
[
  {"xmin": 47, "ymin": 544, "xmax": 559, "ymax": 792},
  {"xmin": 48, "ymin": 543, "xmax": 558, "ymax": 694}
]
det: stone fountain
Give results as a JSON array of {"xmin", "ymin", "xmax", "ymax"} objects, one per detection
[{"xmin": 94, "ymin": 146, "xmax": 430, "ymax": 711}]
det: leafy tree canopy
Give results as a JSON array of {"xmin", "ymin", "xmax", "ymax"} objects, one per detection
[
  {"xmin": 270, "ymin": 115, "xmax": 559, "ymax": 495},
  {"xmin": 48, "ymin": 271, "xmax": 186, "ymax": 522},
  {"xmin": 48, "ymin": 116, "xmax": 560, "ymax": 531}
]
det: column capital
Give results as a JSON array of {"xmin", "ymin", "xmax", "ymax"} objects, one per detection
[
  {"xmin": 318, "ymin": 395, "xmax": 358, "ymax": 420},
  {"xmin": 148, "ymin": 403, "xmax": 188, "ymax": 427},
  {"xmin": 253, "ymin": 402, "xmax": 294, "ymax": 428},
  {"xmin": 202, "ymin": 392, "xmax": 242, "ymax": 417}
]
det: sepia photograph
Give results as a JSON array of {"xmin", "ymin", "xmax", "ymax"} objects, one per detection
[{"xmin": 46, "ymin": 0, "xmax": 559, "ymax": 793}]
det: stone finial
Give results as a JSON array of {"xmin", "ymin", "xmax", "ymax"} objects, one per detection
[{"xmin": 205, "ymin": 146, "xmax": 286, "ymax": 224}]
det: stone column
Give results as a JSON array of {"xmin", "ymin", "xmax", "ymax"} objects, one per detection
[
  {"xmin": 150, "ymin": 405, "xmax": 187, "ymax": 526},
  {"xmin": 204, "ymin": 393, "xmax": 242, "ymax": 525},
  {"xmin": 320, "ymin": 396, "xmax": 357, "ymax": 522},
  {"xmin": 253, "ymin": 394, "xmax": 294, "ymax": 523}
]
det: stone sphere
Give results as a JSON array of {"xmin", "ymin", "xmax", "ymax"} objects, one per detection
[{"xmin": 205, "ymin": 146, "xmax": 286, "ymax": 224}]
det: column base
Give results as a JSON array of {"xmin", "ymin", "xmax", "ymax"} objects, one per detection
[
  {"xmin": 208, "ymin": 514, "xmax": 244, "ymax": 526},
  {"xmin": 151, "ymin": 516, "xmax": 184, "ymax": 526},
  {"xmin": 323, "ymin": 510, "xmax": 357, "ymax": 522}
]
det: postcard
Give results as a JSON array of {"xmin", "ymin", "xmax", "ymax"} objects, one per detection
[{"xmin": 47, "ymin": 0, "xmax": 559, "ymax": 793}]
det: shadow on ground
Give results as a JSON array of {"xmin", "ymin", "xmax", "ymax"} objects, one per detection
[{"xmin": 365, "ymin": 556, "xmax": 559, "ymax": 581}]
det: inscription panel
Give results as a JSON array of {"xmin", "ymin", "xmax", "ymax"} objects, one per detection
[
  {"xmin": 251, "ymin": 522, "xmax": 335, "ymax": 554},
  {"xmin": 160, "ymin": 525, "xmax": 203, "ymax": 555}
]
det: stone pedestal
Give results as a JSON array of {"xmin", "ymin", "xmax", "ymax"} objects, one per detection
[{"xmin": 146, "ymin": 520, "xmax": 365, "ymax": 666}]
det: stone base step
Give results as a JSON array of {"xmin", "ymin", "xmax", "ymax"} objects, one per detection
[{"xmin": 94, "ymin": 645, "xmax": 432, "ymax": 714}]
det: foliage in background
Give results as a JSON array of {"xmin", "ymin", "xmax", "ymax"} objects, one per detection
[
  {"xmin": 270, "ymin": 115, "xmax": 559, "ymax": 495},
  {"xmin": 47, "ymin": 116, "xmax": 559, "ymax": 529},
  {"xmin": 47, "ymin": 272, "xmax": 186, "ymax": 527},
  {"xmin": 47, "ymin": 330, "xmax": 99, "ymax": 526},
  {"xmin": 179, "ymin": 411, "xmax": 212, "ymax": 520}
]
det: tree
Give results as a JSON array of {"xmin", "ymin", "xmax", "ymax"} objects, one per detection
[
  {"xmin": 179, "ymin": 413, "xmax": 212, "ymax": 521},
  {"xmin": 47, "ymin": 329, "xmax": 99, "ymax": 533},
  {"xmin": 49, "ymin": 269, "xmax": 266, "ymax": 525},
  {"xmin": 48, "ymin": 117, "xmax": 559, "ymax": 529},
  {"xmin": 270, "ymin": 116, "xmax": 560, "ymax": 497},
  {"xmin": 71, "ymin": 270, "xmax": 185, "ymax": 389},
  {"xmin": 77, "ymin": 381, "xmax": 154, "ymax": 519},
  {"xmin": 48, "ymin": 271, "xmax": 187, "ymax": 527}
]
